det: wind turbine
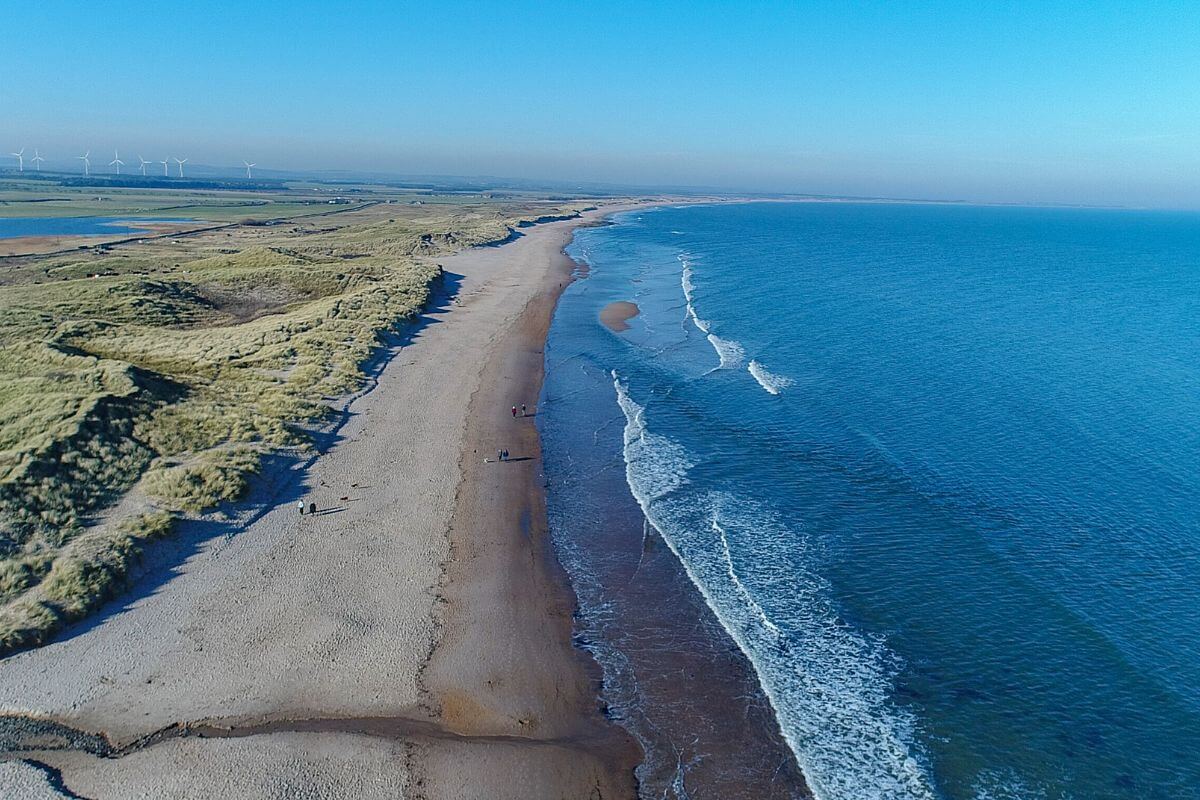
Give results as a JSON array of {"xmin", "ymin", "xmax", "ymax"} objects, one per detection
[
  {"xmin": 10, "ymin": 148, "xmax": 24, "ymax": 172},
  {"xmin": 243, "ymin": 160, "xmax": 256, "ymax": 179},
  {"xmin": 173, "ymin": 157, "xmax": 187, "ymax": 178},
  {"xmin": 138, "ymin": 155, "xmax": 150, "ymax": 176},
  {"xmin": 31, "ymin": 149, "xmax": 44, "ymax": 171},
  {"xmin": 78, "ymin": 150, "xmax": 91, "ymax": 176},
  {"xmin": 160, "ymin": 158, "xmax": 170, "ymax": 177},
  {"xmin": 109, "ymin": 150, "xmax": 124, "ymax": 175}
]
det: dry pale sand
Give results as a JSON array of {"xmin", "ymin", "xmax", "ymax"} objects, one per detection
[{"xmin": 0, "ymin": 204, "xmax": 645, "ymax": 798}]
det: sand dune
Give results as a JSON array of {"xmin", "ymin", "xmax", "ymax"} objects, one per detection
[{"xmin": 0, "ymin": 205, "xmax": 645, "ymax": 798}]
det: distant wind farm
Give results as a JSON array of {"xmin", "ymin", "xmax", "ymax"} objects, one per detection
[{"xmin": 5, "ymin": 144, "xmax": 260, "ymax": 181}]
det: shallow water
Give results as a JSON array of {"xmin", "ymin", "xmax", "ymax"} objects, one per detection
[
  {"xmin": 544, "ymin": 202, "xmax": 1200, "ymax": 799},
  {"xmin": 0, "ymin": 216, "xmax": 192, "ymax": 239}
]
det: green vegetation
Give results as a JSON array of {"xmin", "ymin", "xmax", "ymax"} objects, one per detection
[
  {"xmin": 1, "ymin": 511, "xmax": 173, "ymax": 653},
  {"xmin": 41, "ymin": 511, "xmax": 173, "ymax": 613},
  {"xmin": 0, "ymin": 190, "xmax": 586, "ymax": 654},
  {"xmin": 0, "ymin": 186, "xmax": 305, "ymax": 221}
]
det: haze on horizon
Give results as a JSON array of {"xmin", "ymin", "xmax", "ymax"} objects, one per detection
[{"xmin": 4, "ymin": 1, "xmax": 1199, "ymax": 209}]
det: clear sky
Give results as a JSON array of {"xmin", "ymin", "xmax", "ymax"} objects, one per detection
[{"xmin": 4, "ymin": 1, "xmax": 1199, "ymax": 207}]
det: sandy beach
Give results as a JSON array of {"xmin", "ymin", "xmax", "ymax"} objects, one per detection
[{"xmin": 0, "ymin": 206, "xmax": 642, "ymax": 797}]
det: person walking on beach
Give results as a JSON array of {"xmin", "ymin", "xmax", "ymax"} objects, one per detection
[
  {"xmin": 298, "ymin": 500, "xmax": 305, "ymax": 515},
  {"xmin": 497, "ymin": 448, "xmax": 503, "ymax": 462},
  {"xmin": 309, "ymin": 501, "xmax": 317, "ymax": 515},
  {"xmin": 521, "ymin": 404, "xmax": 527, "ymax": 417},
  {"xmin": 511, "ymin": 405, "xmax": 518, "ymax": 418}
]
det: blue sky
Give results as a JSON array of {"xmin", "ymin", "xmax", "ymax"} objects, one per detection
[{"xmin": 3, "ymin": 1, "xmax": 1199, "ymax": 206}]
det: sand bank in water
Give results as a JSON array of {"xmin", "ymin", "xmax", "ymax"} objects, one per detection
[{"xmin": 600, "ymin": 300, "xmax": 640, "ymax": 331}]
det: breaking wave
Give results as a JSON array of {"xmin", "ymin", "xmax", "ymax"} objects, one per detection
[
  {"xmin": 748, "ymin": 359, "xmax": 795, "ymax": 395},
  {"xmin": 612, "ymin": 373, "xmax": 939, "ymax": 800},
  {"xmin": 679, "ymin": 254, "xmax": 744, "ymax": 369}
]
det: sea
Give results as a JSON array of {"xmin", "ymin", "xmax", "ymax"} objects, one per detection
[{"xmin": 539, "ymin": 201, "xmax": 1200, "ymax": 800}]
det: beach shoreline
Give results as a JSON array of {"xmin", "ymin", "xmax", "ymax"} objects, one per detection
[
  {"xmin": 414, "ymin": 206, "xmax": 645, "ymax": 796},
  {"xmin": 0, "ymin": 198, "xmax": 812, "ymax": 799},
  {"xmin": 542, "ymin": 214, "xmax": 812, "ymax": 798},
  {"xmin": 0, "ymin": 203, "xmax": 649, "ymax": 797}
]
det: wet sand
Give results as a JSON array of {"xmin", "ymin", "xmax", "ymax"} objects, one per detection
[
  {"xmin": 0, "ymin": 234, "xmax": 111, "ymax": 257},
  {"xmin": 600, "ymin": 300, "xmax": 641, "ymax": 331},
  {"xmin": 415, "ymin": 211, "xmax": 641, "ymax": 795},
  {"xmin": 542, "ymin": 249, "xmax": 812, "ymax": 797},
  {"xmin": 0, "ymin": 222, "xmax": 205, "ymax": 257},
  {"xmin": 0, "ymin": 206, "xmax": 642, "ymax": 798},
  {"xmin": 561, "ymin": 487, "xmax": 812, "ymax": 798},
  {"xmin": 0, "ymin": 198, "xmax": 813, "ymax": 800}
]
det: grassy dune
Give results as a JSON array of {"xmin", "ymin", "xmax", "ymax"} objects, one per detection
[{"xmin": 0, "ymin": 196, "xmax": 586, "ymax": 653}]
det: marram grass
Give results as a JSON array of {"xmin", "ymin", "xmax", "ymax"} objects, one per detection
[
  {"xmin": 0, "ymin": 510, "xmax": 173, "ymax": 652},
  {"xmin": 0, "ymin": 199, "xmax": 584, "ymax": 654}
]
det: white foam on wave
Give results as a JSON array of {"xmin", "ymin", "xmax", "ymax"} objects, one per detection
[
  {"xmin": 706, "ymin": 334, "xmax": 745, "ymax": 369},
  {"xmin": 972, "ymin": 769, "xmax": 1047, "ymax": 800},
  {"xmin": 748, "ymin": 359, "xmax": 795, "ymax": 395},
  {"xmin": 613, "ymin": 372, "xmax": 692, "ymax": 501},
  {"xmin": 679, "ymin": 254, "xmax": 745, "ymax": 369},
  {"xmin": 680, "ymin": 254, "xmax": 698, "ymax": 310},
  {"xmin": 712, "ymin": 516, "xmax": 782, "ymax": 639},
  {"xmin": 612, "ymin": 374, "xmax": 939, "ymax": 800}
]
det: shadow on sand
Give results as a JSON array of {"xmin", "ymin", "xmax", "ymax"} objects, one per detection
[
  {"xmin": 45, "ymin": 269, "xmax": 467, "ymax": 650},
  {"xmin": 307, "ymin": 506, "xmax": 346, "ymax": 517}
]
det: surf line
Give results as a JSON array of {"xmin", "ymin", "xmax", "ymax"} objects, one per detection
[
  {"xmin": 748, "ymin": 359, "xmax": 794, "ymax": 395},
  {"xmin": 679, "ymin": 253, "xmax": 745, "ymax": 371}
]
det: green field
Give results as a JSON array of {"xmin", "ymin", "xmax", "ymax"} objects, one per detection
[
  {"xmin": 0, "ymin": 182, "xmax": 364, "ymax": 222},
  {"xmin": 0, "ymin": 176, "xmax": 598, "ymax": 222},
  {"xmin": 0, "ymin": 184, "xmax": 590, "ymax": 653}
]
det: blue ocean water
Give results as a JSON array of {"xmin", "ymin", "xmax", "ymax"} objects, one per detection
[
  {"xmin": 0, "ymin": 216, "xmax": 193, "ymax": 239},
  {"xmin": 544, "ymin": 202, "xmax": 1200, "ymax": 799}
]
